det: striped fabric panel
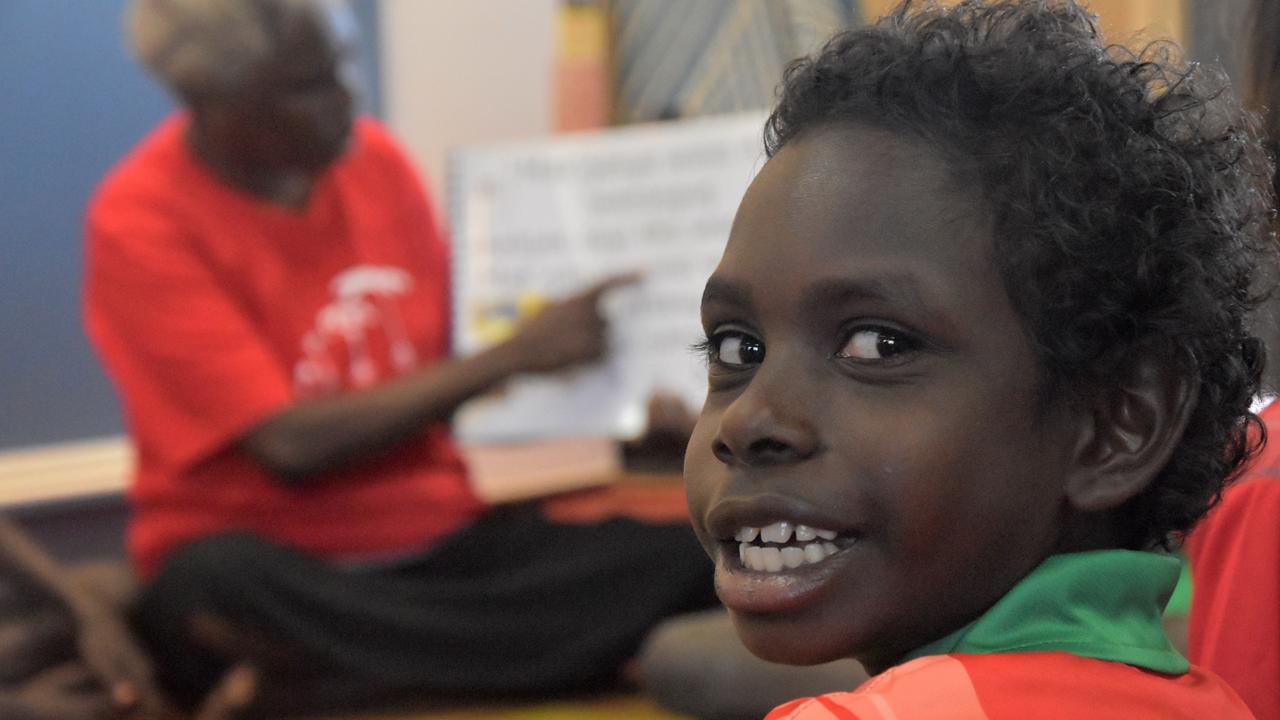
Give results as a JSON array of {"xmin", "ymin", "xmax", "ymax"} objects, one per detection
[{"xmin": 609, "ymin": 0, "xmax": 862, "ymax": 124}]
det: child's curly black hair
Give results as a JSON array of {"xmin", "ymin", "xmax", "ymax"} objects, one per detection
[{"xmin": 764, "ymin": 0, "xmax": 1276, "ymax": 549}]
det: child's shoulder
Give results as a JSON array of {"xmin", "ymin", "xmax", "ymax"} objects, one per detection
[{"xmin": 765, "ymin": 652, "xmax": 1254, "ymax": 720}]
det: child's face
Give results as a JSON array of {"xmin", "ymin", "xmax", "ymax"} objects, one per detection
[{"xmin": 685, "ymin": 125, "xmax": 1086, "ymax": 672}]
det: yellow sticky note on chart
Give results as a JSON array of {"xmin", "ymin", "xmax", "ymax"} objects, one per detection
[{"xmin": 469, "ymin": 292, "xmax": 550, "ymax": 345}]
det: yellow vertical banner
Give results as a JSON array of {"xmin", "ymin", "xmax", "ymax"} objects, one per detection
[
  {"xmin": 1087, "ymin": 0, "xmax": 1185, "ymax": 46},
  {"xmin": 857, "ymin": 0, "xmax": 1185, "ymax": 48},
  {"xmin": 554, "ymin": 1, "xmax": 610, "ymax": 132},
  {"xmin": 859, "ymin": 0, "xmax": 961, "ymax": 21}
]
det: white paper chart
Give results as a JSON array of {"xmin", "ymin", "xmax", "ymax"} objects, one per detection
[{"xmin": 448, "ymin": 112, "xmax": 767, "ymax": 442}]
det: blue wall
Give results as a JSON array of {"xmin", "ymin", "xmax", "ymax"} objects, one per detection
[{"xmin": 0, "ymin": 1, "xmax": 381, "ymax": 450}]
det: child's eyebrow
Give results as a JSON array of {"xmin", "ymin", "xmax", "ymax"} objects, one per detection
[
  {"xmin": 802, "ymin": 275, "xmax": 934, "ymax": 313},
  {"xmin": 803, "ymin": 274, "xmax": 955, "ymax": 334},
  {"xmin": 701, "ymin": 274, "xmax": 937, "ymax": 311},
  {"xmin": 700, "ymin": 273, "xmax": 953, "ymax": 332}
]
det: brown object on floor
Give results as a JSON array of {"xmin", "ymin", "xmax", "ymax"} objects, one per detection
[
  {"xmin": 318, "ymin": 692, "xmax": 690, "ymax": 720},
  {"xmin": 541, "ymin": 478, "xmax": 688, "ymax": 525}
]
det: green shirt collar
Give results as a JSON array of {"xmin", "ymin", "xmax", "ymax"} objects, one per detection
[{"xmin": 903, "ymin": 550, "xmax": 1187, "ymax": 674}]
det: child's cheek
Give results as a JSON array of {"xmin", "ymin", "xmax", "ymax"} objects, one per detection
[
  {"xmin": 683, "ymin": 413, "xmax": 725, "ymax": 555},
  {"xmin": 863, "ymin": 422, "xmax": 974, "ymax": 548}
]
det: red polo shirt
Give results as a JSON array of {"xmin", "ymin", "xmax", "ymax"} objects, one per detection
[{"xmin": 85, "ymin": 115, "xmax": 486, "ymax": 577}]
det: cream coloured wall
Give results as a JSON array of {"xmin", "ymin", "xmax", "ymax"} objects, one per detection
[{"xmin": 379, "ymin": 0, "xmax": 559, "ymax": 214}]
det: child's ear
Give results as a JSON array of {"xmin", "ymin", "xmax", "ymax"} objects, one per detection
[{"xmin": 1065, "ymin": 353, "xmax": 1198, "ymax": 512}]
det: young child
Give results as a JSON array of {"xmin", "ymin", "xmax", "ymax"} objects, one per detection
[
  {"xmin": 0, "ymin": 518, "xmax": 254, "ymax": 720},
  {"xmin": 1184, "ymin": 2, "xmax": 1280, "ymax": 717},
  {"xmin": 683, "ymin": 1, "xmax": 1272, "ymax": 717}
]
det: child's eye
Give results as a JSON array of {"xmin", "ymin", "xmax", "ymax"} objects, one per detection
[
  {"xmin": 696, "ymin": 329, "xmax": 765, "ymax": 368},
  {"xmin": 837, "ymin": 326, "xmax": 920, "ymax": 362}
]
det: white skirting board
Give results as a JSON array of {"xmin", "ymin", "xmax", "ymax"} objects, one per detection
[
  {"xmin": 0, "ymin": 435, "xmax": 619, "ymax": 509},
  {"xmin": 0, "ymin": 437, "xmax": 132, "ymax": 508},
  {"xmin": 461, "ymin": 437, "xmax": 620, "ymax": 504}
]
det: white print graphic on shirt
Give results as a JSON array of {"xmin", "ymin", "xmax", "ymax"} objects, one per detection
[{"xmin": 293, "ymin": 265, "xmax": 418, "ymax": 396}]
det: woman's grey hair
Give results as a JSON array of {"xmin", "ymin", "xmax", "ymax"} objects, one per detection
[{"xmin": 124, "ymin": 0, "xmax": 338, "ymax": 99}]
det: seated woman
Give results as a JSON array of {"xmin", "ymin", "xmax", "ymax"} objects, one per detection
[{"xmin": 86, "ymin": 0, "xmax": 716, "ymax": 713}]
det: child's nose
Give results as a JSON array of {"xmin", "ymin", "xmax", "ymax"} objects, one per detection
[{"xmin": 712, "ymin": 376, "xmax": 819, "ymax": 467}]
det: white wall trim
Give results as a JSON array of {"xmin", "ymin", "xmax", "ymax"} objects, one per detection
[
  {"xmin": 0, "ymin": 435, "xmax": 617, "ymax": 509},
  {"xmin": 0, "ymin": 436, "xmax": 131, "ymax": 508}
]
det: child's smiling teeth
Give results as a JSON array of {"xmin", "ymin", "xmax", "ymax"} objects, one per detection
[{"xmin": 734, "ymin": 521, "xmax": 844, "ymax": 572}]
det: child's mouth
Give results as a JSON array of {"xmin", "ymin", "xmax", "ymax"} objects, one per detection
[{"xmin": 732, "ymin": 521, "xmax": 855, "ymax": 572}]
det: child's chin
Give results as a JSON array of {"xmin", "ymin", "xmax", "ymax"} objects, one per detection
[{"xmin": 730, "ymin": 610, "xmax": 858, "ymax": 667}]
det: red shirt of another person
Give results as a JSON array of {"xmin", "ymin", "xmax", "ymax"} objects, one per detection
[
  {"xmin": 1186, "ymin": 399, "xmax": 1280, "ymax": 720},
  {"xmin": 84, "ymin": 115, "xmax": 487, "ymax": 578}
]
